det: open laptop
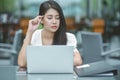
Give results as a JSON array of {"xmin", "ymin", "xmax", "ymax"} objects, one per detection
[
  {"xmin": 26, "ymin": 45, "xmax": 74, "ymax": 73},
  {"xmin": 0, "ymin": 66, "xmax": 17, "ymax": 80},
  {"xmin": 74, "ymin": 32, "xmax": 115, "ymax": 76},
  {"xmin": 28, "ymin": 74, "xmax": 73, "ymax": 80}
]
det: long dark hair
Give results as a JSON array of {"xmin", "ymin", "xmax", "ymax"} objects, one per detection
[{"xmin": 39, "ymin": 0, "xmax": 67, "ymax": 45}]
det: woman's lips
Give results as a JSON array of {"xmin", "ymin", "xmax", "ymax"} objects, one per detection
[{"xmin": 51, "ymin": 26, "xmax": 57, "ymax": 29}]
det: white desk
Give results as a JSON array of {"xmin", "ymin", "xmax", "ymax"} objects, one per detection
[
  {"xmin": 16, "ymin": 71, "xmax": 117, "ymax": 80},
  {"xmin": 0, "ymin": 66, "xmax": 117, "ymax": 80}
]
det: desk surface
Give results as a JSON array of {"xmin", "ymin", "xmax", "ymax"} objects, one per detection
[
  {"xmin": 17, "ymin": 73, "xmax": 116, "ymax": 80},
  {"xmin": 16, "ymin": 69, "xmax": 117, "ymax": 80},
  {"xmin": 0, "ymin": 66, "xmax": 117, "ymax": 80}
]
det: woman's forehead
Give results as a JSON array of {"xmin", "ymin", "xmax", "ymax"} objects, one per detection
[{"xmin": 45, "ymin": 8, "xmax": 59, "ymax": 16}]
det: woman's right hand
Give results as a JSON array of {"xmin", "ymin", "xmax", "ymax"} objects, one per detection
[
  {"xmin": 18, "ymin": 16, "xmax": 43, "ymax": 67},
  {"xmin": 27, "ymin": 16, "xmax": 43, "ymax": 34}
]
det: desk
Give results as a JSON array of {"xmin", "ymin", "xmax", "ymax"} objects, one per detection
[
  {"xmin": 16, "ymin": 70, "xmax": 117, "ymax": 80},
  {"xmin": 16, "ymin": 73, "xmax": 117, "ymax": 80},
  {"xmin": 17, "ymin": 73, "xmax": 74, "ymax": 80},
  {"xmin": 0, "ymin": 66, "xmax": 117, "ymax": 80}
]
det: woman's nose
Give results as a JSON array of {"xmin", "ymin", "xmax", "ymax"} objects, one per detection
[{"xmin": 52, "ymin": 19, "xmax": 56, "ymax": 24}]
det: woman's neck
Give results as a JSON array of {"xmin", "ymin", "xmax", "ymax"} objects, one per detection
[{"xmin": 41, "ymin": 29, "xmax": 54, "ymax": 45}]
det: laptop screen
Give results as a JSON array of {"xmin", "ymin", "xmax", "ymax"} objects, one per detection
[{"xmin": 26, "ymin": 45, "xmax": 74, "ymax": 73}]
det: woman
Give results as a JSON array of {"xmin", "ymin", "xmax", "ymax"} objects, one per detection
[{"xmin": 18, "ymin": 0, "xmax": 82, "ymax": 68}]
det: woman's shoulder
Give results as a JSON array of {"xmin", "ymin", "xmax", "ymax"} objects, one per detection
[
  {"xmin": 66, "ymin": 32, "xmax": 77, "ymax": 47},
  {"xmin": 66, "ymin": 32, "xmax": 76, "ymax": 38}
]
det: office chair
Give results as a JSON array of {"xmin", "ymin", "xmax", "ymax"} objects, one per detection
[
  {"xmin": 79, "ymin": 31, "xmax": 120, "ymax": 75},
  {"xmin": 0, "ymin": 29, "xmax": 23, "ymax": 65}
]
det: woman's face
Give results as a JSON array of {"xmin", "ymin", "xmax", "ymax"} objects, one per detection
[{"xmin": 42, "ymin": 8, "xmax": 60, "ymax": 32}]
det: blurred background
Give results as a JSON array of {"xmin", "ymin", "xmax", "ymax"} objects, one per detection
[{"xmin": 0, "ymin": 0, "xmax": 120, "ymax": 65}]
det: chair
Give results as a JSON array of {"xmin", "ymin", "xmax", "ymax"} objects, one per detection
[
  {"xmin": 80, "ymin": 31, "xmax": 120, "ymax": 75},
  {"xmin": 81, "ymin": 31, "xmax": 105, "ymax": 64},
  {"xmin": 0, "ymin": 29, "xmax": 23, "ymax": 65}
]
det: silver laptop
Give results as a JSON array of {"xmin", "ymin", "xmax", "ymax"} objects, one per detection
[
  {"xmin": 0, "ymin": 66, "xmax": 17, "ymax": 80},
  {"xmin": 26, "ymin": 45, "xmax": 74, "ymax": 73},
  {"xmin": 28, "ymin": 74, "xmax": 73, "ymax": 80}
]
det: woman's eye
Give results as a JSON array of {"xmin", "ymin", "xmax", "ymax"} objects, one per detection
[
  {"xmin": 48, "ymin": 17, "xmax": 52, "ymax": 19},
  {"xmin": 56, "ymin": 17, "xmax": 60, "ymax": 19}
]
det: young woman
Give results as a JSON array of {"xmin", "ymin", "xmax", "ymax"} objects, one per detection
[{"xmin": 18, "ymin": 0, "xmax": 82, "ymax": 68}]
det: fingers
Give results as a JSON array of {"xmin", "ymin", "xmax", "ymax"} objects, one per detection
[
  {"xmin": 31, "ymin": 16, "xmax": 43, "ymax": 25},
  {"xmin": 32, "ymin": 20, "xmax": 38, "ymax": 25},
  {"xmin": 38, "ymin": 16, "xmax": 43, "ymax": 20}
]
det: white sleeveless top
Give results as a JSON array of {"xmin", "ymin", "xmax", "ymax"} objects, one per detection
[{"xmin": 31, "ymin": 29, "xmax": 78, "ymax": 52}]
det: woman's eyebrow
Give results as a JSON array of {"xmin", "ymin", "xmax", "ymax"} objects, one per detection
[
  {"xmin": 46, "ymin": 15, "xmax": 52, "ymax": 17},
  {"xmin": 56, "ymin": 15, "xmax": 59, "ymax": 17},
  {"xmin": 47, "ymin": 14, "xmax": 59, "ymax": 17}
]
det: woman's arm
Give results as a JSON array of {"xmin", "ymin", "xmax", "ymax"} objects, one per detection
[
  {"xmin": 74, "ymin": 50, "xmax": 82, "ymax": 66},
  {"xmin": 18, "ymin": 31, "xmax": 33, "ymax": 67},
  {"xmin": 66, "ymin": 33, "xmax": 83, "ymax": 66},
  {"xmin": 18, "ymin": 16, "xmax": 43, "ymax": 68}
]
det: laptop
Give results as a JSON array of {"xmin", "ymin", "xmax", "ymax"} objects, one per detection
[
  {"xmin": 28, "ymin": 74, "xmax": 73, "ymax": 80},
  {"xmin": 26, "ymin": 45, "xmax": 74, "ymax": 73},
  {"xmin": 74, "ymin": 32, "xmax": 115, "ymax": 76},
  {"xmin": 0, "ymin": 66, "xmax": 17, "ymax": 80}
]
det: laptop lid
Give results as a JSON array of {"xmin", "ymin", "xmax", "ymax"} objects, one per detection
[
  {"xmin": 26, "ymin": 45, "xmax": 74, "ymax": 73},
  {"xmin": 0, "ymin": 66, "xmax": 17, "ymax": 80}
]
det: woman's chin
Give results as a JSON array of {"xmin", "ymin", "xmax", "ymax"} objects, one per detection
[{"xmin": 50, "ymin": 28, "xmax": 58, "ymax": 32}]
